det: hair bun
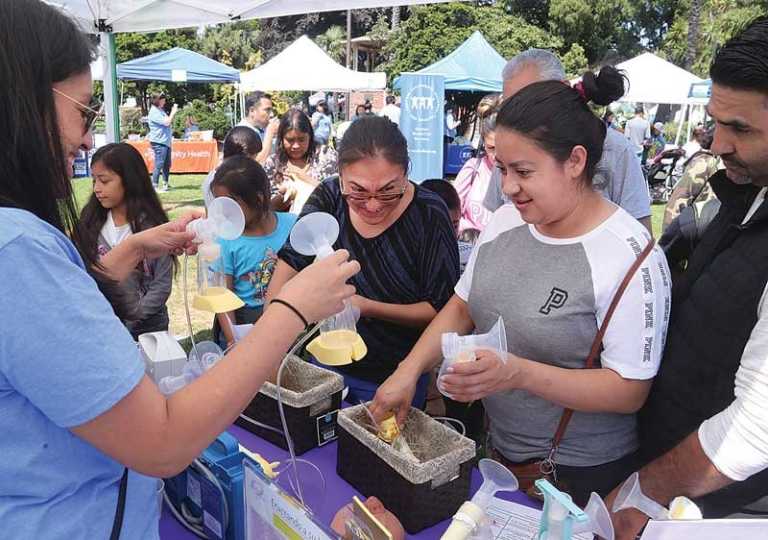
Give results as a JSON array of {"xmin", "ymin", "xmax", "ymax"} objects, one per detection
[{"xmin": 581, "ymin": 66, "xmax": 627, "ymax": 106}]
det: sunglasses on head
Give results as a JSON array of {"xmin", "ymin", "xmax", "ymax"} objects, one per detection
[{"xmin": 53, "ymin": 88, "xmax": 103, "ymax": 134}]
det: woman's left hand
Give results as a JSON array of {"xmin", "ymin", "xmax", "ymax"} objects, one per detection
[
  {"xmin": 439, "ymin": 349, "xmax": 521, "ymax": 402},
  {"xmin": 132, "ymin": 210, "xmax": 204, "ymax": 259}
]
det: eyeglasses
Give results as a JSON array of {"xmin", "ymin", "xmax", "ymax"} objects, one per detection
[
  {"xmin": 340, "ymin": 181, "xmax": 408, "ymax": 204},
  {"xmin": 53, "ymin": 88, "xmax": 103, "ymax": 134}
]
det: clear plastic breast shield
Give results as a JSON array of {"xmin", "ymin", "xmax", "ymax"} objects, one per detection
[
  {"xmin": 290, "ymin": 212, "xmax": 367, "ymax": 365},
  {"xmin": 613, "ymin": 472, "xmax": 702, "ymax": 521},
  {"xmin": 536, "ymin": 479, "xmax": 614, "ymax": 540},
  {"xmin": 439, "ymin": 316, "xmax": 507, "ymax": 397},
  {"xmin": 441, "ymin": 459, "xmax": 519, "ymax": 540},
  {"xmin": 186, "ymin": 197, "xmax": 245, "ymax": 313}
]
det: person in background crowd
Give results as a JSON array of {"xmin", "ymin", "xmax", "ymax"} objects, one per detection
[
  {"xmin": 78, "ymin": 143, "xmax": 174, "ymax": 339},
  {"xmin": 147, "ymin": 92, "xmax": 178, "ymax": 192},
  {"xmin": 662, "ymin": 127, "xmax": 720, "ymax": 232},
  {"xmin": 363, "ymin": 100, "xmax": 374, "ymax": 116},
  {"xmin": 647, "ymin": 121, "xmax": 667, "ymax": 161},
  {"xmin": 379, "ymin": 95, "xmax": 401, "ymax": 126},
  {"xmin": 263, "ymin": 109, "xmax": 338, "ymax": 214},
  {"xmin": 267, "ymin": 116, "xmax": 460, "ymax": 406},
  {"xmin": 455, "ymin": 107, "xmax": 498, "ymax": 239},
  {"xmin": 312, "ymin": 101, "xmax": 333, "ymax": 147},
  {"xmin": 483, "ymin": 49, "xmax": 652, "ymax": 235},
  {"xmin": 682, "ymin": 124, "xmax": 707, "ymax": 158},
  {"xmin": 603, "ymin": 110, "xmax": 617, "ymax": 130},
  {"xmin": 610, "ymin": 18, "xmax": 768, "ymax": 537},
  {"xmin": 0, "ymin": 2, "xmax": 359, "ymax": 538},
  {"xmin": 445, "ymin": 104, "xmax": 460, "ymax": 143},
  {"xmin": 182, "ymin": 115, "xmax": 199, "ymax": 140},
  {"xmin": 238, "ymin": 91, "xmax": 279, "ymax": 164},
  {"xmin": 420, "ymin": 179, "xmax": 461, "ymax": 237},
  {"xmin": 210, "ymin": 156, "xmax": 297, "ymax": 348},
  {"xmin": 625, "ymin": 106, "xmax": 651, "ymax": 160},
  {"xmin": 327, "ymin": 93, "xmax": 337, "ymax": 121},
  {"xmin": 371, "ymin": 68, "xmax": 671, "ymax": 506},
  {"xmin": 201, "ymin": 126, "xmax": 262, "ymax": 208},
  {"xmin": 354, "ymin": 103, "xmax": 367, "ymax": 121}
]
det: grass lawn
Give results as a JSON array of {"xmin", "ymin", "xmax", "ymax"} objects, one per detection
[{"xmin": 72, "ymin": 174, "xmax": 667, "ymax": 343}]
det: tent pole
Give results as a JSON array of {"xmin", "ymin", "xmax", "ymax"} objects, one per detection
[
  {"xmin": 102, "ymin": 31, "xmax": 120, "ymax": 143},
  {"xmin": 346, "ymin": 9, "xmax": 352, "ymax": 121},
  {"xmin": 674, "ymin": 103, "xmax": 688, "ymax": 147}
]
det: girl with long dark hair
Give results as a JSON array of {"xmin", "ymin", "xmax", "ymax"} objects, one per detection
[
  {"xmin": 263, "ymin": 108, "xmax": 339, "ymax": 214},
  {"xmin": 78, "ymin": 143, "xmax": 175, "ymax": 337}
]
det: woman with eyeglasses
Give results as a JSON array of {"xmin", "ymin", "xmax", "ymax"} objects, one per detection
[
  {"xmin": 268, "ymin": 116, "xmax": 460, "ymax": 405},
  {"xmin": 0, "ymin": 2, "xmax": 359, "ymax": 538}
]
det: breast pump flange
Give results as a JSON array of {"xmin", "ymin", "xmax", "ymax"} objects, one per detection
[
  {"xmin": 186, "ymin": 196, "xmax": 246, "ymax": 314},
  {"xmin": 439, "ymin": 317, "xmax": 507, "ymax": 399},
  {"xmin": 290, "ymin": 212, "xmax": 367, "ymax": 366},
  {"xmin": 441, "ymin": 459, "xmax": 519, "ymax": 540},
  {"xmin": 536, "ymin": 479, "xmax": 615, "ymax": 540},
  {"xmin": 613, "ymin": 472, "xmax": 702, "ymax": 521}
]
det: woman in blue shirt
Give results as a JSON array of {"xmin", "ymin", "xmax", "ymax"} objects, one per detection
[
  {"xmin": 0, "ymin": 3, "xmax": 359, "ymax": 539},
  {"xmin": 148, "ymin": 92, "xmax": 178, "ymax": 192}
]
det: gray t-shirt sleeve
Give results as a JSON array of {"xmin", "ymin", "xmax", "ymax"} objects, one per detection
[
  {"xmin": 482, "ymin": 167, "xmax": 505, "ymax": 212},
  {"xmin": 611, "ymin": 142, "xmax": 651, "ymax": 219}
]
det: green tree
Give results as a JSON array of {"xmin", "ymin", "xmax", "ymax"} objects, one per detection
[
  {"xmin": 199, "ymin": 20, "xmax": 262, "ymax": 70},
  {"xmin": 316, "ymin": 25, "xmax": 346, "ymax": 63},
  {"xmin": 561, "ymin": 43, "xmax": 589, "ymax": 78},
  {"xmin": 661, "ymin": 0, "xmax": 767, "ymax": 77},
  {"xmin": 381, "ymin": 3, "xmax": 562, "ymax": 85}
]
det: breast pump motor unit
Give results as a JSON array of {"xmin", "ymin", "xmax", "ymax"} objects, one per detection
[
  {"xmin": 441, "ymin": 459, "xmax": 519, "ymax": 540},
  {"xmin": 289, "ymin": 212, "xmax": 367, "ymax": 366},
  {"xmin": 439, "ymin": 317, "xmax": 507, "ymax": 397},
  {"xmin": 535, "ymin": 479, "xmax": 614, "ymax": 540}
]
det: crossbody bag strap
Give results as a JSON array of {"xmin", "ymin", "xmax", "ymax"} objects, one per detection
[
  {"xmin": 110, "ymin": 467, "xmax": 129, "ymax": 540},
  {"xmin": 544, "ymin": 238, "xmax": 657, "ymax": 467}
]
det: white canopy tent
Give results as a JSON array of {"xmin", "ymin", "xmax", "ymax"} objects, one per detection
[
  {"xmin": 613, "ymin": 52, "xmax": 703, "ymax": 105},
  {"xmin": 240, "ymin": 35, "xmax": 386, "ymax": 92},
  {"xmin": 45, "ymin": 0, "xmax": 457, "ymax": 142}
]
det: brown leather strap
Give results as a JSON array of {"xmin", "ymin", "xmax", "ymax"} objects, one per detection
[{"xmin": 549, "ymin": 238, "xmax": 657, "ymax": 455}]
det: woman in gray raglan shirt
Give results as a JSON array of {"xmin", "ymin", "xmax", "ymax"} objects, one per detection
[{"xmin": 371, "ymin": 68, "xmax": 672, "ymax": 505}]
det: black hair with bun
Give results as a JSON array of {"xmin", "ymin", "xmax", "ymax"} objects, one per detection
[{"xmin": 496, "ymin": 66, "xmax": 626, "ymax": 185}]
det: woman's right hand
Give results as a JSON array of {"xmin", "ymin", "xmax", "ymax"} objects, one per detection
[
  {"xmin": 370, "ymin": 363, "xmax": 421, "ymax": 425},
  {"xmin": 276, "ymin": 250, "xmax": 360, "ymax": 323}
]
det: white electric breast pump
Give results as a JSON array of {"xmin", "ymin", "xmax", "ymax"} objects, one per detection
[
  {"xmin": 439, "ymin": 317, "xmax": 507, "ymax": 398},
  {"xmin": 441, "ymin": 458, "xmax": 519, "ymax": 540},
  {"xmin": 289, "ymin": 212, "xmax": 367, "ymax": 366},
  {"xmin": 613, "ymin": 472, "xmax": 702, "ymax": 521}
]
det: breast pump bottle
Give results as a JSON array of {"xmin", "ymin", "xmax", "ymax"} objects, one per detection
[{"xmin": 289, "ymin": 212, "xmax": 367, "ymax": 366}]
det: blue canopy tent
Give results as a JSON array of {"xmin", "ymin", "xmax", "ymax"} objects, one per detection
[
  {"xmin": 393, "ymin": 31, "xmax": 506, "ymax": 92},
  {"xmin": 117, "ymin": 47, "xmax": 240, "ymax": 83}
]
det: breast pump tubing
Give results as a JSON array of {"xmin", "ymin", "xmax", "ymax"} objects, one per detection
[{"xmin": 71, "ymin": 249, "xmax": 359, "ymax": 479}]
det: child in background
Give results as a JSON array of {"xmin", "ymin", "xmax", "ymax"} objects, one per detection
[
  {"xmin": 420, "ymin": 179, "xmax": 461, "ymax": 238},
  {"xmin": 209, "ymin": 155, "xmax": 297, "ymax": 348},
  {"xmin": 77, "ymin": 143, "xmax": 174, "ymax": 338}
]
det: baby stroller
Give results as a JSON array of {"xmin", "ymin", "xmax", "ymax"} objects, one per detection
[{"xmin": 645, "ymin": 148, "xmax": 686, "ymax": 203}]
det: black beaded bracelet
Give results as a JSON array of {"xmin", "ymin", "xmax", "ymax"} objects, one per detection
[{"xmin": 271, "ymin": 298, "xmax": 310, "ymax": 330}]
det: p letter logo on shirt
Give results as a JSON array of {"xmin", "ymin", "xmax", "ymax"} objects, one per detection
[{"xmin": 539, "ymin": 287, "xmax": 569, "ymax": 315}]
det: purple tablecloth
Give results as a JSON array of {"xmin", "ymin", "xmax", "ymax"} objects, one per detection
[{"xmin": 160, "ymin": 424, "xmax": 540, "ymax": 539}]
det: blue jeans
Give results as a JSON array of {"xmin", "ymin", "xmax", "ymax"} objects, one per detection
[
  {"xmin": 310, "ymin": 357, "xmax": 430, "ymax": 409},
  {"xmin": 151, "ymin": 143, "xmax": 171, "ymax": 187}
]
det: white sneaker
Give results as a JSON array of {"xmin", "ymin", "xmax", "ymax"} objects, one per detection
[{"xmin": 158, "ymin": 185, "xmax": 168, "ymax": 193}]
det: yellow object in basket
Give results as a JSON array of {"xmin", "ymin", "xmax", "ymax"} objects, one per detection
[
  {"xmin": 192, "ymin": 286, "xmax": 245, "ymax": 314},
  {"xmin": 378, "ymin": 414, "xmax": 400, "ymax": 444},
  {"xmin": 306, "ymin": 329, "xmax": 367, "ymax": 366}
]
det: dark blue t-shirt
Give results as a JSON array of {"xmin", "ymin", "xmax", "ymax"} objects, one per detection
[{"xmin": 279, "ymin": 176, "xmax": 460, "ymax": 383}]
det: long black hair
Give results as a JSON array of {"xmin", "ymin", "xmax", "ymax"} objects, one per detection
[
  {"xmin": 276, "ymin": 109, "xmax": 316, "ymax": 165},
  {"xmin": 78, "ymin": 143, "xmax": 172, "ymax": 265},
  {"xmin": 0, "ymin": 0, "xmax": 97, "ymax": 267},
  {"xmin": 496, "ymin": 66, "xmax": 626, "ymax": 185}
]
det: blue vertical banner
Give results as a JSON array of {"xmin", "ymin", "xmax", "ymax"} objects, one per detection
[{"xmin": 399, "ymin": 73, "xmax": 445, "ymax": 183}]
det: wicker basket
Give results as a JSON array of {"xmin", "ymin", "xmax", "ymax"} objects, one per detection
[
  {"xmin": 236, "ymin": 356, "xmax": 344, "ymax": 455},
  {"xmin": 336, "ymin": 404, "xmax": 476, "ymax": 533}
]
